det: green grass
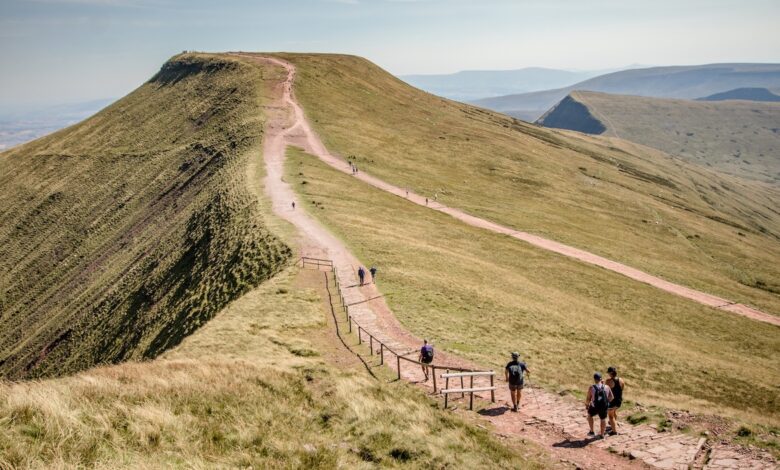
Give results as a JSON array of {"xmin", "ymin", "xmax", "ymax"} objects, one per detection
[
  {"xmin": 562, "ymin": 90, "xmax": 780, "ymax": 184},
  {"xmin": 286, "ymin": 146, "xmax": 780, "ymax": 430},
  {"xmin": 0, "ymin": 53, "xmax": 290, "ymax": 379},
  {"xmin": 272, "ymin": 53, "xmax": 780, "ymax": 317},
  {"xmin": 0, "ymin": 267, "xmax": 551, "ymax": 469}
]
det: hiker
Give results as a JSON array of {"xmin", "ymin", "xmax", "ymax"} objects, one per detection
[
  {"xmin": 505, "ymin": 352, "xmax": 530, "ymax": 412},
  {"xmin": 418, "ymin": 339, "xmax": 434, "ymax": 381},
  {"xmin": 406, "ymin": 188, "xmax": 409, "ymax": 198},
  {"xmin": 357, "ymin": 266, "xmax": 366, "ymax": 286},
  {"xmin": 586, "ymin": 372, "xmax": 614, "ymax": 438},
  {"xmin": 291, "ymin": 201, "xmax": 295, "ymax": 210},
  {"xmin": 606, "ymin": 366, "xmax": 625, "ymax": 436},
  {"xmin": 369, "ymin": 266, "xmax": 377, "ymax": 283},
  {"xmin": 425, "ymin": 198, "xmax": 429, "ymax": 206}
]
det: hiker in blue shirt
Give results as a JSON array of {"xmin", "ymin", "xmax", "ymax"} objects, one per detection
[
  {"xmin": 418, "ymin": 339, "xmax": 434, "ymax": 381},
  {"xmin": 505, "ymin": 352, "xmax": 530, "ymax": 412}
]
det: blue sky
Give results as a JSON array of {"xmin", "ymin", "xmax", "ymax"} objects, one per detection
[{"xmin": 1, "ymin": 0, "xmax": 779, "ymax": 109}]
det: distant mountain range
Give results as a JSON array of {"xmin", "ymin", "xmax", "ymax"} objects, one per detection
[
  {"xmin": 399, "ymin": 67, "xmax": 625, "ymax": 101},
  {"xmin": 472, "ymin": 63, "xmax": 780, "ymax": 121},
  {"xmin": 698, "ymin": 87, "xmax": 780, "ymax": 102},
  {"xmin": 537, "ymin": 90, "xmax": 780, "ymax": 183}
]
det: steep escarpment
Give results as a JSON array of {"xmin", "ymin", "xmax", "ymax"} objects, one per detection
[
  {"xmin": 0, "ymin": 54, "xmax": 290, "ymax": 379},
  {"xmin": 536, "ymin": 93, "xmax": 606, "ymax": 134}
]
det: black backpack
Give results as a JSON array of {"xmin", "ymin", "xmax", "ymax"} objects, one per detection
[
  {"xmin": 593, "ymin": 384, "xmax": 608, "ymax": 409},
  {"xmin": 422, "ymin": 346, "xmax": 434, "ymax": 362},
  {"xmin": 507, "ymin": 362, "xmax": 524, "ymax": 385}
]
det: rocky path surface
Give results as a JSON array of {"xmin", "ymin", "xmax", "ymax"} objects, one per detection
[{"xmin": 239, "ymin": 53, "xmax": 777, "ymax": 470}]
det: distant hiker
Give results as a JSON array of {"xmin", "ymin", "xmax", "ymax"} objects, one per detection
[
  {"xmin": 357, "ymin": 266, "xmax": 366, "ymax": 286},
  {"xmin": 425, "ymin": 198, "xmax": 429, "ymax": 206},
  {"xmin": 369, "ymin": 266, "xmax": 377, "ymax": 283},
  {"xmin": 405, "ymin": 188, "xmax": 409, "ymax": 198},
  {"xmin": 606, "ymin": 366, "xmax": 626, "ymax": 436},
  {"xmin": 291, "ymin": 201, "xmax": 296, "ymax": 210},
  {"xmin": 419, "ymin": 339, "xmax": 434, "ymax": 381},
  {"xmin": 355, "ymin": 166, "xmax": 359, "ymax": 175},
  {"xmin": 505, "ymin": 352, "xmax": 530, "ymax": 412},
  {"xmin": 586, "ymin": 372, "xmax": 614, "ymax": 438}
]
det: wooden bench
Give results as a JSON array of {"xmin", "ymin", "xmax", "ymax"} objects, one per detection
[{"xmin": 441, "ymin": 371, "xmax": 496, "ymax": 410}]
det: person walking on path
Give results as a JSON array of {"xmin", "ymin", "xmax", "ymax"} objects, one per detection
[
  {"xmin": 357, "ymin": 266, "xmax": 366, "ymax": 286},
  {"xmin": 291, "ymin": 201, "xmax": 295, "ymax": 210},
  {"xmin": 418, "ymin": 339, "xmax": 434, "ymax": 381},
  {"xmin": 369, "ymin": 266, "xmax": 377, "ymax": 283},
  {"xmin": 425, "ymin": 198, "xmax": 429, "ymax": 206},
  {"xmin": 586, "ymin": 372, "xmax": 614, "ymax": 438},
  {"xmin": 606, "ymin": 366, "xmax": 625, "ymax": 436},
  {"xmin": 505, "ymin": 352, "xmax": 530, "ymax": 412}
]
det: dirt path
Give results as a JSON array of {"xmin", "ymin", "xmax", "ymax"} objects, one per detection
[
  {"xmin": 239, "ymin": 54, "xmax": 777, "ymax": 469},
  {"xmin": 246, "ymin": 55, "xmax": 778, "ymax": 327}
]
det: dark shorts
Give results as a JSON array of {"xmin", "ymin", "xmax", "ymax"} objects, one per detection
[
  {"xmin": 421, "ymin": 358, "xmax": 433, "ymax": 364},
  {"xmin": 508, "ymin": 383, "xmax": 524, "ymax": 391},
  {"xmin": 588, "ymin": 406, "xmax": 608, "ymax": 419},
  {"xmin": 609, "ymin": 399, "xmax": 622, "ymax": 410}
]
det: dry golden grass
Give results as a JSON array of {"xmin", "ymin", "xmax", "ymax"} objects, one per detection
[{"xmin": 0, "ymin": 268, "xmax": 550, "ymax": 469}]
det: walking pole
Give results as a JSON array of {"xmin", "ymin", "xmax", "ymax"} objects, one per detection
[{"xmin": 528, "ymin": 377, "xmax": 542, "ymax": 410}]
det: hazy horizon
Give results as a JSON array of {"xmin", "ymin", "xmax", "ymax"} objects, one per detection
[{"xmin": 1, "ymin": 0, "xmax": 779, "ymax": 109}]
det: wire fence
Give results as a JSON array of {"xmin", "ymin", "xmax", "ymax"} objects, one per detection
[{"xmin": 302, "ymin": 257, "xmax": 496, "ymax": 405}]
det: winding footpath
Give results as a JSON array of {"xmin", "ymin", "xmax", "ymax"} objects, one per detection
[{"xmin": 240, "ymin": 53, "xmax": 777, "ymax": 469}]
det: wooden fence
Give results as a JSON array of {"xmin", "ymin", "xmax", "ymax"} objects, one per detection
[{"xmin": 300, "ymin": 257, "xmax": 496, "ymax": 407}]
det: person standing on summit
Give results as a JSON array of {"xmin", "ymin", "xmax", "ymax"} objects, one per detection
[{"xmin": 505, "ymin": 352, "xmax": 530, "ymax": 412}]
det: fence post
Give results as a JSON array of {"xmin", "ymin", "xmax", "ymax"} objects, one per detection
[
  {"xmin": 445, "ymin": 370, "xmax": 450, "ymax": 407},
  {"xmin": 369, "ymin": 336, "xmax": 373, "ymax": 355},
  {"xmin": 432, "ymin": 365, "xmax": 437, "ymax": 393},
  {"xmin": 397, "ymin": 355, "xmax": 401, "ymax": 381},
  {"xmin": 469, "ymin": 376, "xmax": 474, "ymax": 410},
  {"xmin": 490, "ymin": 374, "xmax": 495, "ymax": 403},
  {"xmin": 380, "ymin": 343, "xmax": 384, "ymax": 365},
  {"xmin": 358, "ymin": 327, "xmax": 362, "ymax": 344},
  {"xmin": 461, "ymin": 376, "xmax": 465, "ymax": 398}
]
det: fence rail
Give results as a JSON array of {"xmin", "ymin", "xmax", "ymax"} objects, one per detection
[{"xmin": 300, "ymin": 256, "xmax": 496, "ymax": 409}]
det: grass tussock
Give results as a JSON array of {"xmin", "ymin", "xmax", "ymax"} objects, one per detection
[{"xmin": 0, "ymin": 269, "xmax": 548, "ymax": 469}]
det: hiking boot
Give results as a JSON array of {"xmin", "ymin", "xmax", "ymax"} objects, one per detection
[
  {"xmin": 513, "ymin": 405, "xmax": 518, "ymax": 412},
  {"xmin": 587, "ymin": 431, "xmax": 595, "ymax": 437},
  {"xmin": 608, "ymin": 431, "xmax": 618, "ymax": 436}
]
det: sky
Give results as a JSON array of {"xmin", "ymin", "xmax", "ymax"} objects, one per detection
[{"xmin": 1, "ymin": 0, "xmax": 779, "ymax": 110}]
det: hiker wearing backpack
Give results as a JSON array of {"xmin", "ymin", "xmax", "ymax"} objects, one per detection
[
  {"xmin": 369, "ymin": 266, "xmax": 377, "ymax": 284},
  {"xmin": 586, "ymin": 372, "xmax": 614, "ymax": 438},
  {"xmin": 504, "ymin": 352, "xmax": 530, "ymax": 412},
  {"xmin": 418, "ymin": 339, "xmax": 434, "ymax": 381},
  {"xmin": 606, "ymin": 366, "xmax": 626, "ymax": 436},
  {"xmin": 357, "ymin": 266, "xmax": 366, "ymax": 286}
]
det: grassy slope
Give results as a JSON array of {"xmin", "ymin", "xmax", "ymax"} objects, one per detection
[
  {"xmin": 287, "ymin": 146, "xmax": 780, "ymax": 429},
  {"xmin": 567, "ymin": 90, "xmax": 780, "ymax": 183},
  {"xmin": 0, "ymin": 266, "xmax": 551, "ymax": 469},
  {"xmin": 0, "ymin": 53, "xmax": 290, "ymax": 379},
  {"xmin": 274, "ymin": 53, "xmax": 780, "ymax": 316}
]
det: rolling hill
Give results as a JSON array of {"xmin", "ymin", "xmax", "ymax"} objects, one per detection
[
  {"xmin": 2, "ymin": 52, "xmax": 779, "ymax": 465},
  {"xmin": 472, "ymin": 63, "xmax": 780, "ymax": 121},
  {"xmin": 399, "ymin": 67, "xmax": 604, "ymax": 101},
  {"xmin": 537, "ymin": 90, "xmax": 780, "ymax": 183},
  {"xmin": 0, "ymin": 54, "xmax": 291, "ymax": 379},
  {"xmin": 698, "ymin": 87, "xmax": 780, "ymax": 102}
]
